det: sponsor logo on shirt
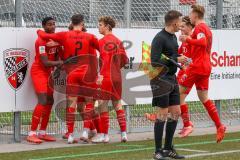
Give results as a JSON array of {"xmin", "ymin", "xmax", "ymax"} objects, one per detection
[{"xmin": 39, "ymin": 46, "xmax": 45, "ymax": 54}]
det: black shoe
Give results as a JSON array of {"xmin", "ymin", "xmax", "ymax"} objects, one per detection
[
  {"xmin": 153, "ymin": 151, "xmax": 168, "ymax": 160},
  {"xmin": 162, "ymin": 147, "xmax": 185, "ymax": 159}
]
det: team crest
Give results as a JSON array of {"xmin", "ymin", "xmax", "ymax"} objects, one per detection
[{"xmin": 3, "ymin": 48, "xmax": 30, "ymax": 90}]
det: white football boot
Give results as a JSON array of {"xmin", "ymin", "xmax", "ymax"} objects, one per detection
[{"xmin": 121, "ymin": 132, "xmax": 128, "ymax": 143}]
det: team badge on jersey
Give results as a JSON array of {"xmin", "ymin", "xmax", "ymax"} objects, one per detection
[
  {"xmin": 3, "ymin": 48, "xmax": 30, "ymax": 90},
  {"xmin": 197, "ymin": 32, "xmax": 205, "ymax": 39}
]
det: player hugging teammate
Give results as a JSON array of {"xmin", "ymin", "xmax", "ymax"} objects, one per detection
[
  {"xmin": 145, "ymin": 4, "xmax": 226, "ymax": 149},
  {"xmin": 28, "ymin": 14, "xmax": 129, "ymax": 144}
]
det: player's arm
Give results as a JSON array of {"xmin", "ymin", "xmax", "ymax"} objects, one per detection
[
  {"xmin": 38, "ymin": 44, "xmax": 63, "ymax": 67},
  {"xmin": 186, "ymin": 36, "xmax": 207, "ymax": 46},
  {"xmin": 186, "ymin": 28, "xmax": 207, "ymax": 47},
  {"xmin": 91, "ymin": 35, "xmax": 100, "ymax": 51},
  {"xmin": 37, "ymin": 30, "xmax": 66, "ymax": 44},
  {"xmin": 118, "ymin": 42, "xmax": 129, "ymax": 68}
]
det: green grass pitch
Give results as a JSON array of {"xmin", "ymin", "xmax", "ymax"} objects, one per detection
[{"xmin": 0, "ymin": 132, "xmax": 240, "ymax": 160}]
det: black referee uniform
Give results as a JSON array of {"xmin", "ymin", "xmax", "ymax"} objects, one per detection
[{"xmin": 150, "ymin": 28, "xmax": 180, "ymax": 108}]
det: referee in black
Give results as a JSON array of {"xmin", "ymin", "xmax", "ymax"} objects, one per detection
[{"xmin": 151, "ymin": 10, "xmax": 188, "ymax": 160}]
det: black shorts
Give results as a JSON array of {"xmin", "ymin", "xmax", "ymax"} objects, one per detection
[{"xmin": 150, "ymin": 74, "xmax": 180, "ymax": 108}]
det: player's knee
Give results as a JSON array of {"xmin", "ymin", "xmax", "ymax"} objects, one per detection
[
  {"xmin": 179, "ymin": 86, "xmax": 187, "ymax": 94},
  {"xmin": 180, "ymin": 96, "xmax": 186, "ymax": 105},
  {"xmin": 47, "ymin": 98, "xmax": 54, "ymax": 105},
  {"xmin": 37, "ymin": 93, "xmax": 54, "ymax": 106},
  {"xmin": 156, "ymin": 112, "xmax": 168, "ymax": 121},
  {"xmin": 39, "ymin": 100, "xmax": 48, "ymax": 106},
  {"xmin": 197, "ymin": 92, "xmax": 208, "ymax": 103},
  {"xmin": 67, "ymin": 97, "xmax": 78, "ymax": 107},
  {"xmin": 99, "ymin": 106, "xmax": 108, "ymax": 113},
  {"xmin": 38, "ymin": 95, "xmax": 48, "ymax": 106},
  {"xmin": 199, "ymin": 97, "xmax": 206, "ymax": 103},
  {"xmin": 170, "ymin": 111, "xmax": 180, "ymax": 120},
  {"xmin": 114, "ymin": 104, "xmax": 123, "ymax": 111}
]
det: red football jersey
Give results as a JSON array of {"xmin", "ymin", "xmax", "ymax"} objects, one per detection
[
  {"xmin": 178, "ymin": 42, "xmax": 191, "ymax": 58},
  {"xmin": 99, "ymin": 34, "xmax": 128, "ymax": 78},
  {"xmin": 186, "ymin": 23, "xmax": 212, "ymax": 75},
  {"xmin": 32, "ymin": 37, "xmax": 60, "ymax": 72},
  {"xmin": 38, "ymin": 30, "xmax": 99, "ymax": 76},
  {"xmin": 38, "ymin": 30, "xmax": 99, "ymax": 59},
  {"xmin": 177, "ymin": 41, "xmax": 191, "ymax": 79}
]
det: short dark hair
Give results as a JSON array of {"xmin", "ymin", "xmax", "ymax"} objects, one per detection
[
  {"xmin": 182, "ymin": 16, "xmax": 195, "ymax": 28},
  {"xmin": 164, "ymin": 10, "xmax": 182, "ymax": 26},
  {"xmin": 42, "ymin": 17, "xmax": 54, "ymax": 26},
  {"xmin": 71, "ymin": 14, "xmax": 84, "ymax": 25},
  {"xmin": 191, "ymin": 4, "xmax": 205, "ymax": 19},
  {"xmin": 98, "ymin": 16, "xmax": 116, "ymax": 31}
]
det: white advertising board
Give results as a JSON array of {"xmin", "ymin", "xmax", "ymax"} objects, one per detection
[{"xmin": 0, "ymin": 28, "xmax": 239, "ymax": 112}]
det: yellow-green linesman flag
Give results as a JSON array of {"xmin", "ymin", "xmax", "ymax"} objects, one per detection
[{"xmin": 139, "ymin": 41, "xmax": 164, "ymax": 80}]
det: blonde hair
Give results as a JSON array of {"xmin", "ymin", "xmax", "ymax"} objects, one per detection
[
  {"xmin": 98, "ymin": 16, "xmax": 116, "ymax": 31},
  {"xmin": 191, "ymin": 4, "xmax": 205, "ymax": 19}
]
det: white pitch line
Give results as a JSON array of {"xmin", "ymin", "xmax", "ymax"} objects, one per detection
[
  {"xmin": 186, "ymin": 149, "xmax": 240, "ymax": 158},
  {"xmin": 177, "ymin": 148, "xmax": 209, "ymax": 153},
  {"xmin": 142, "ymin": 150, "xmax": 240, "ymax": 160}
]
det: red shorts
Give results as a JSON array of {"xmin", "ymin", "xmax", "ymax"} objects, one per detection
[
  {"xmin": 177, "ymin": 70, "xmax": 192, "ymax": 94},
  {"xmin": 178, "ymin": 70, "xmax": 209, "ymax": 91},
  {"xmin": 66, "ymin": 71, "xmax": 97, "ymax": 97},
  {"xmin": 31, "ymin": 65, "xmax": 53, "ymax": 95},
  {"xmin": 98, "ymin": 77, "xmax": 122, "ymax": 100},
  {"xmin": 176, "ymin": 70, "xmax": 185, "ymax": 82}
]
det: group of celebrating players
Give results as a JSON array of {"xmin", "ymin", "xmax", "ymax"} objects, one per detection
[
  {"xmin": 27, "ymin": 14, "xmax": 128, "ymax": 144},
  {"xmin": 26, "ymin": 4, "xmax": 227, "ymax": 160}
]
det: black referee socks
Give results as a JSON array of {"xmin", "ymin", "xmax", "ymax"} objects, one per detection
[
  {"xmin": 154, "ymin": 119, "xmax": 166, "ymax": 152},
  {"xmin": 164, "ymin": 118, "xmax": 178, "ymax": 150}
]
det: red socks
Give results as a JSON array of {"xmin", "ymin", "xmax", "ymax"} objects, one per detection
[
  {"xmin": 93, "ymin": 115, "xmax": 102, "ymax": 133},
  {"xmin": 100, "ymin": 112, "xmax": 109, "ymax": 134},
  {"xmin": 116, "ymin": 109, "xmax": 127, "ymax": 132},
  {"xmin": 89, "ymin": 121, "xmax": 96, "ymax": 130},
  {"xmin": 83, "ymin": 103, "xmax": 95, "ymax": 130},
  {"xmin": 31, "ymin": 104, "xmax": 45, "ymax": 131},
  {"xmin": 180, "ymin": 104, "xmax": 191, "ymax": 127},
  {"xmin": 39, "ymin": 105, "xmax": 52, "ymax": 131},
  {"xmin": 203, "ymin": 100, "xmax": 222, "ymax": 128},
  {"xmin": 66, "ymin": 107, "xmax": 76, "ymax": 133}
]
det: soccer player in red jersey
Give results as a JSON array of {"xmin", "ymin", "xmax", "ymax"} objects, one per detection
[
  {"xmin": 37, "ymin": 14, "xmax": 99, "ymax": 143},
  {"xmin": 176, "ymin": 16, "xmax": 195, "ymax": 137},
  {"xmin": 27, "ymin": 17, "xmax": 64, "ymax": 144},
  {"xmin": 78, "ymin": 46, "xmax": 99, "ymax": 142},
  {"xmin": 91, "ymin": 16, "xmax": 129, "ymax": 143},
  {"xmin": 179, "ymin": 5, "xmax": 226, "ymax": 142},
  {"xmin": 61, "ymin": 23, "xmax": 99, "ymax": 142}
]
